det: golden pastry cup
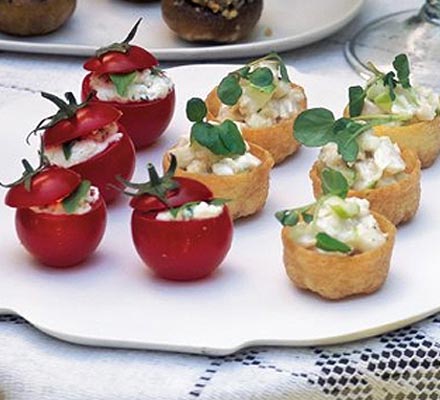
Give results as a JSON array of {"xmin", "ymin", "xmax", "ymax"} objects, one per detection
[
  {"xmin": 206, "ymin": 84, "xmax": 307, "ymax": 165},
  {"xmin": 310, "ymin": 148, "xmax": 421, "ymax": 226},
  {"xmin": 282, "ymin": 212, "xmax": 396, "ymax": 300},
  {"xmin": 344, "ymin": 107, "xmax": 440, "ymax": 169},
  {"xmin": 163, "ymin": 143, "xmax": 274, "ymax": 220}
]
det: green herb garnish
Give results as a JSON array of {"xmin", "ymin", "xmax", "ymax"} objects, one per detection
[
  {"xmin": 315, "ymin": 232, "xmax": 352, "ymax": 254},
  {"xmin": 109, "ymin": 71, "xmax": 137, "ymax": 97},
  {"xmin": 186, "ymin": 98, "xmax": 246, "ymax": 157},
  {"xmin": 348, "ymin": 53, "xmax": 412, "ymax": 118},
  {"xmin": 62, "ymin": 180, "xmax": 91, "ymax": 214},
  {"xmin": 62, "ymin": 140, "xmax": 77, "ymax": 161},
  {"xmin": 217, "ymin": 52, "xmax": 290, "ymax": 107},
  {"xmin": 169, "ymin": 198, "xmax": 228, "ymax": 219},
  {"xmin": 294, "ymin": 108, "xmax": 371, "ymax": 162},
  {"xmin": 321, "ymin": 168, "xmax": 349, "ymax": 198}
]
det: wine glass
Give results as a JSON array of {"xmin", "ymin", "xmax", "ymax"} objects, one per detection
[{"xmin": 346, "ymin": 1, "xmax": 440, "ymax": 89}]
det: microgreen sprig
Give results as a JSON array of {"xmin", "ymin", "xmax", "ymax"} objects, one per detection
[
  {"xmin": 276, "ymin": 168, "xmax": 352, "ymax": 253},
  {"xmin": 217, "ymin": 52, "xmax": 291, "ymax": 106},
  {"xmin": 348, "ymin": 53, "xmax": 412, "ymax": 118},
  {"xmin": 116, "ymin": 154, "xmax": 180, "ymax": 206},
  {"xmin": 95, "ymin": 18, "xmax": 142, "ymax": 58},
  {"xmin": 294, "ymin": 108, "xmax": 371, "ymax": 162},
  {"xmin": 0, "ymin": 137, "xmax": 49, "ymax": 192},
  {"xmin": 26, "ymin": 91, "xmax": 94, "ymax": 144},
  {"xmin": 186, "ymin": 98, "xmax": 246, "ymax": 157}
]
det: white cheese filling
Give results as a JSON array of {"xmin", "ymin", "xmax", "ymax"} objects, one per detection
[
  {"xmin": 290, "ymin": 196, "xmax": 387, "ymax": 254},
  {"xmin": 361, "ymin": 79, "xmax": 440, "ymax": 123},
  {"xmin": 156, "ymin": 202, "xmax": 224, "ymax": 221},
  {"xmin": 91, "ymin": 68, "xmax": 174, "ymax": 103},
  {"xmin": 171, "ymin": 137, "xmax": 261, "ymax": 176},
  {"xmin": 218, "ymin": 60, "xmax": 306, "ymax": 129},
  {"xmin": 318, "ymin": 130, "xmax": 406, "ymax": 191},
  {"xmin": 45, "ymin": 122, "xmax": 122, "ymax": 168},
  {"xmin": 30, "ymin": 186, "xmax": 100, "ymax": 216}
]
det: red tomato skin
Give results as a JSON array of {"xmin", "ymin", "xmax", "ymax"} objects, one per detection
[
  {"xmin": 43, "ymin": 104, "xmax": 122, "ymax": 147},
  {"xmin": 82, "ymin": 73, "xmax": 175, "ymax": 149},
  {"xmin": 129, "ymin": 177, "xmax": 213, "ymax": 213},
  {"xmin": 5, "ymin": 167, "xmax": 81, "ymax": 209},
  {"xmin": 15, "ymin": 197, "xmax": 107, "ymax": 268},
  {"xmin": 131, "ymin": 208, "xmax": 233, "ymax": 281},
  {"xmin": 67, "ymin": 125, "xmax": 136, "ymax": 204},
  {"xmin": 83, "ymin": 46, "xmax": 158, "ymax": 75}
]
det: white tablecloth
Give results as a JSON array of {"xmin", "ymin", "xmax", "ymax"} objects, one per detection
[{"xmin": 2, "ymin": 0, "xmax": 439, "ymax": 399}]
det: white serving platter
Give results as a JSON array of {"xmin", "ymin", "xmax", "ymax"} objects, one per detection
[
  {"xmin": 0, "ymin": 0, "xmax": 364, "ymax": 60},
  {"xmin": 0, "ymin": 64, "xmax": 439, "ymax": 356}
]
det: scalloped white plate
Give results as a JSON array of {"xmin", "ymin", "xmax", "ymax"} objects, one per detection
[
  {"xmin": 0, "ymin": 64, "xmax": 439, "ymax": 356},
  {"xmin": 0, "ymin": 0, "xmax": 364, "ymax": 60}
]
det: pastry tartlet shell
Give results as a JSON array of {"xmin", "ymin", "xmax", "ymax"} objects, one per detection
[
  {"xmin": 344, "ymin": 108, "xmax": 440, "ymax": 169},
  {"xmin": 310, "ymin": 148, "xmax": 421, "ymax": 226},
  {"xmin": 282, "ymin": 212, "xmax": 396, "ymax": 300},
  {"xmin": 206, "ymin": 84, "xmax": 307, "ymax": 164},
  {"xmin": 163, "ymin": 143, "xmax": 274, "ymax": 220}
]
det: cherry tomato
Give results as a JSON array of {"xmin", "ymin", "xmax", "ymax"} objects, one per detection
[
  {"xmin": 39, "ymin": 92, "xmax": 136, "ymax": 204},
  {"xmin": 122, "ymin": 161, "xmax": 233, "ymax": 280},
  {"xmin": 83, "ymin": 45, "xmax": 158, "ymax": 75},
  {"xmin": 16, "ymin": 197, "xmax": 106, "ymax": 268},
  {"xmin": 131, "ymin": 208, "xmax": 233, "ymax": 281},
  {"xmin": 4, "ymin": 166, "xmax": 107, "ymax": 268},
  {"xmin": 67, "ymin": 124, "xmax": 136, "ymax": 203},
  {"xmin": 82, "ymin": 73, "xmax": 176, "ymax": 149}
]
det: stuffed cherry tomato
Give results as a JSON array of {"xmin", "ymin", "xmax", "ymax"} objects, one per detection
[
  {"xmin": 30, "ymin": 91, "xmax": 136, "ymax": 203},
  {"xmin": 81, "ymin": 19, "xmax": 175, "ymax": 149},
  {"xmin": 2, "ymin": 156, "xmax": 106, "ymax": 268},
  {"xmin": 120, "ymin": 156, "xmax": 233, "ymax": 281}
]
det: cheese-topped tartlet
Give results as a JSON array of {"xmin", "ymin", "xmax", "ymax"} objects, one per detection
[
  {"xmin": 346, "ymin": 54, "xmax": 440, "ymax": 168},
  {"xmin": 163, "ymin": 98, "xmax": 274, "ymax": 220},
  {"xmin": 276, "ymin": 169, "xmax": 396, "ymax": 300},
  {"xmin": 295, "ymin": 108, "xmax": 421, "ymax": 226},
  {"xmin": 206, "ymin": 53, "xmax": 307, "ymax": 164}
]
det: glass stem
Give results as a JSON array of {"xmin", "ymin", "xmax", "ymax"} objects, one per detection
[{"xmin": 421, "ymin": 0, "xmax": 440, "ymax": 24}]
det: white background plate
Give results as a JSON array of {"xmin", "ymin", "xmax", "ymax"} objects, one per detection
[
  {"xmin": 0, "ymin": 0, "xmax": 364, "ymax": 60},
  {"xmin": 0, "ymin": 64, "xmax": 438, "ymax": 356}
]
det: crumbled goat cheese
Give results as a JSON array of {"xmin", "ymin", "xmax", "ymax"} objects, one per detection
[
  {"xmin": 91, "ymin": 68, "xmax": 173, "ymax": 103},
  {"xmin": 45, "ymin": 122, "xmax": 122, "ymax": 168},
  {"xmin": 156, "ymin": 202, "xmax": 224, "ymax": 221}
]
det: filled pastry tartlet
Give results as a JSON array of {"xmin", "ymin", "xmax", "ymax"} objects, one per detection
[
  {"xmin": 82, "ymin": 19, "xmax": 175, "ymax": 149},
  {"xmin": 1, "ymin": 146, "xmax": 106, "ymax": 268},
  {"xmin": 295, "ymin": 108, "xmax": 421, "ymax": 226},
  {"xmin": 347, "ymin": 54, "xmax": 440, "ymax": 168},
  {"xmin": 119, "ymin": 156, "xmax": 233, "ymax": 281},
  {"xmin": 0, "ymin": 0, "xmax": 76, "ymax": 36},
  {"xmin": 161, "ymin": 0, "xmax": 263, "ymax": 43},
  {"xmin": 206, "ymin": 53, "xmax": 307, "ymax": 164},
  {"xmin": 276, "ymin": 169, "xmax": 396, "ymax": 300},
  {"xmin": 28, "ymin": 92, "xmax": 136, "ymax": 204},
  {"xmin": 163, "ymin": 98, "xmax": 274, "ymax": 220}
]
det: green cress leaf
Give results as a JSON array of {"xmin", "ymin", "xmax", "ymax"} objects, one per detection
[
  {"xmin": 210, "ymin": 198, "xmax": 230, "ymax": 206},
  {"xmin": 321, "ymin": 168, "xmax": 349, "ymax": 198},
  {"xmin": 294, "ymin": 108, "xmax": 336, "ymax": 147},
  {"xmin": 393, "ymin": 53, "xmax": 411, "ymax": 88},
  {"xmin": 348, "ymin": 86, "xmax": 366, "ymax": 117},
  {"xmin": 302, "ymin": 212, "xmax": 314, "ymax": 224},
  {"xmin": 248, "ymin": 67, "xmax": 274, "ymax": 88},
  {"xmin": 186, "ymin": 98, "xmax": 207, "ymax": 123},
  {"xmin": 218, "ymin": 120, "xmax": 246, "ymax": 155},
  {"xmin": 315, "ymin": 232, "xmax": 352, "ymax": 253},
  {"xmin": 275, "ymin": 210, "xmax": 299, "ymax": 227},
  {"xmin": 382, "ymin": 72, "xmax": 397, "ymax": 101},
  {"xmin": 109, "ymin": 72, "xmax": 137, "ymax": 97},
  {"xmin": 237, "ymin": 66, "xmax": 250, "ymax": 78},
  {"xmin": 217, "ymin": 74, "xmax": 242, "ymax": 106},
  {"xmin": 62, "ymin": 180, "xmax": 92, "ymax": 215},
  {"xmin": 191, "ymin": 122, "xmax": 229, "ymax": 155},
  {"xmin": 62, "ymin": 140, "xmax": 76, "ymax": 161}
]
